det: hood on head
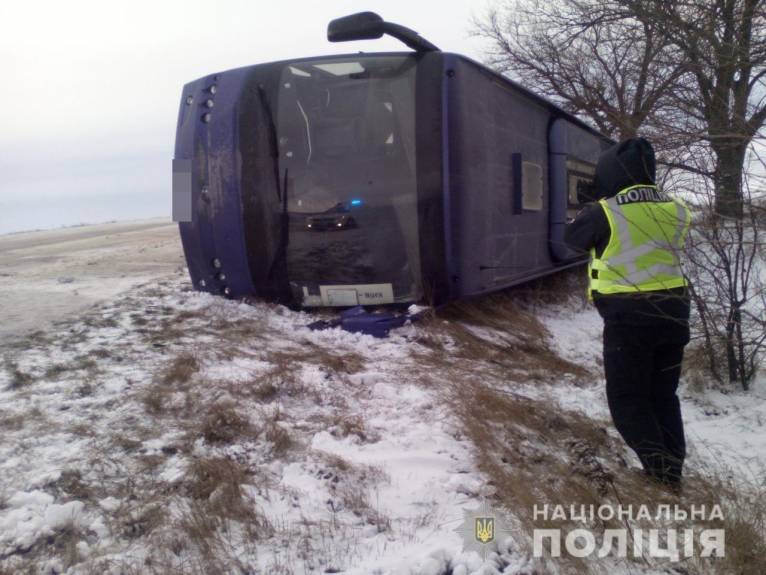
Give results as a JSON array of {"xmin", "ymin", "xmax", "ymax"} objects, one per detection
[{"xmin": 593, "ymin": 137, "xmax": 656, "ymax": 200}]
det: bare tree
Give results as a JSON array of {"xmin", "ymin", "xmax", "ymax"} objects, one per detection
[
  {"xmin": 625, "ymin": 0, "xmax": 766, "ymax": 219},
  {"xmin": 683, "ymin": 174, "xmax": 766, "ymax": 390},
  {"xmin": 472, "ymin": 0, "xmax": 686, "ymax": 142},
  {"xmin": 476, "ymin": 0, "xmax": 766, "ymax": 218},
  {"xmin": 623, "ymin": 0, "xmax": 766, "ymax": 385}
]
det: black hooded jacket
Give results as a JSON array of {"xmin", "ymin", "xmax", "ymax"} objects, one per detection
[{"xmin": 564, "ymin": 138, "xmax": 690, "ymax": 325}]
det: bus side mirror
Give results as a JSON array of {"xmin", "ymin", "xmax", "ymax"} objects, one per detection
[
  {"xmin": 328, "ymin": 12, "xmax": 385, "ymax": 42},
  {"xmin": 328, "ymin": 12, "xmax": 440, "ymax": 52}
]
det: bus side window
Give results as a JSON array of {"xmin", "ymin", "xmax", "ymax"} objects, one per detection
[
  {"xmin": 522, "ymin": 161, "xmax": 543, "ymax": 211},
  {"xmin": 565, "ymin": 159, "xmax": 596, "ymax": 219},
  {"xmin": 511, "ymin": 155, "xmax": 544, "ymax": 213}
]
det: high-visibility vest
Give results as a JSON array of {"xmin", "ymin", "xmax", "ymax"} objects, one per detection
[{"xmin": 589, "ymin": 184, "xmax": 691, "ymax": 298}]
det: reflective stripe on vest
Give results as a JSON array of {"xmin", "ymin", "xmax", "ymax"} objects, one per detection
[{"xmin": 588, "ymin": 185, "xmax": 690, "ymax": 297}]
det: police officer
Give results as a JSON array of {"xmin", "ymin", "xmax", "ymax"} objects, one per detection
[{"xmin": 565, "ymin": 138, "xmax": 691, "ymax": 487}]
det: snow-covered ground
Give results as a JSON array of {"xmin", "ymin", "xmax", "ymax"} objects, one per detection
[
  {"xmin": 0, "ymin": 223, "xmax": 763, "ymax": 574},
  {"xmin": 537, "ymin": 302, "xmax": 766, "ymax": 481},
  {"xmin": 0, "ymin": 219, "xmax": 182, "ymax": 344}
]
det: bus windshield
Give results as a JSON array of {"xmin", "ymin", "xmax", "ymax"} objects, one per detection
[{"xmin": 275, "ymin": 55, "xmax": 421, "ymax": 306}]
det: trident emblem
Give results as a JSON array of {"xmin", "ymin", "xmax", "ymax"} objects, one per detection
[{"xmin": 475, "ymin": 517, "xmax": 495, "ymax": 544}]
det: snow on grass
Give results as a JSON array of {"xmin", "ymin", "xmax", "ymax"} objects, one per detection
[
  {"xmin": 681, "ymin": 375, "xmax": 766, "ymax": 483},
  {"xmin": 536, "ymin": 290, "xmax": 766, "ymax": 485},
  {"xmin": 0, "ymin": 272, "xmax": 498, "ymax": 573},
  {"xmin": 0, "ymin": 270, "xmax": 764, "ymax": 574}
]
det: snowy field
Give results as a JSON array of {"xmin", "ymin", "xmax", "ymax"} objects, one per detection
[
  {"xmin": 0, "ymin": 219, "xmax": 182, "ymax": 344},
  {"xmin": 0, "ymin": 222, "xmax": 764, "ymax": 574}
]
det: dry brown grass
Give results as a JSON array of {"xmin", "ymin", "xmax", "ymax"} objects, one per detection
[
  {"xmin": 228, "ymin": 358, "xmax": 321, "ymax": 404},
  {"xmin": 416, "ymin": 291, "xmax": 591, "ymax": 382},
  {"xmin": 179, "ymin": 456, "xmax": 272, "ymax": 566},
  {"xmin": 451, "ymin": 379, "xmax": 633, "ymax": 571},
  {"xmin": 326, "ymin": 413, "xmax": 380, "ymax": 444},
  {"xmin": 311, "ymin": 346, "xmax": 366, "ymax": 375},
  {"xmin": 49, "ymin": 469, "xmax": 95, "ymax": 502},
  {"xmin": 83, "ymin": 314, "xmax": 120, "ymax": 329},
  {"xmin": 262, "ymin": 410, "xmax": 297, "ymax": 458},
  {"xmin": 265, "ymin": 422, "xmax": 295, "ymax": 457},
  {"xmin": 0, "ymin": 518, "xmax": 91, "ymax": 574},
  {"xmin": 318, "ymin": 453, "xmax": 390, "ymax": 532},
  {"xmin": 175, "ymin": 504, "xmax": 228, "ymax": 569},
  {"xmin": 199, "ymin": 403, "xmax": 256, "ymax": 444},
  {"xmin": 141, "ymin": 387, "xmax": 166, "ymax": 415},
  {"xmin": 184, "ymin": 457, "xmax": 257, "ymax": 520},
  {"xmin": 90, "ymin": 347, "xmax": 112, "ymax": 359},
  {"xmin": 69, "ymin": 445, "xmax": 269, "ymax": 574},
  {"xmin": 335, "ymin": 480, "xmax": 390, "ymax": 532},
  {"xmin": 683, "ymin": 341, "xmax": 723, "ymax": 393},
  {"xmin": 266, "ymin": 345, "xmax": 365, "ymax": 378},
  {"xmin": 121, "ymin": 504, "xmax": 166, "ymax": 540},
  {"xmin": 142, "ymin": 352, "xmax": 201, "ymax": 415},
  {"xmin": 67, "ymin": 422, "xmax": 97, "ymax": 437},
  {"xmin": 161, "ymin": 353, "xmax": 200, "ymax": 386},
  {"xmin": 26, "ymin": 330, "xmax": 54, "ymax": 346},
  {"xmin": 130, "ymin": 306, "xmax": 197, "ymax": 345},
  {"xmin": 111, "ymin": 434, "xmax": 142, "ymax": 453},
  {"xmin": 678, "ymin": 469, "xmax": 766, "ymax": 574},
  {"xmin": 0, "ymin": 410, "xmax": 25, "ymax": 431},
  {"xmin": 4, "ymin": 361, "xmax": 34, "ymax": 390},
  {"xmin": 0, "ymin": 407, "xmax": 46, "ymax": 434},
  {"xmin": 43, "ymin": 363, "xmax": 69, "ymax": 379},
  {"xmin": 74, "ymin": 356, "xmax": 99, "ymax": 372},
  {"xmin": 226, "ymin": 373, "xmax": 297, "ymax": 404},
  {"xmin": 454, "ymin": 379, "xmax": 617, "ymax": 502},
  {"xmin": 47, "ymin": 521, "xmax": 86, "ymax": 571},
  {"xmin": 497, "ymin": 265, "xmax": 588, "ymax": 308},
  {"xmin": 320, "ymin": 452, "xmax": 353, "ymax": 474},
  {"xmin": 137, "ymin": 454, "xmax": 167, "ymax": 474},
  {"xmin": 447, "ymin": 372, "xmax": 766, "ymax": 573},
  {"xmin": 250, "ymin": 379, "xmax": 278, "ymax": 402},
  {"xmin": 129, "ymin": 313, "xmax": 149, "ymax": 326}
]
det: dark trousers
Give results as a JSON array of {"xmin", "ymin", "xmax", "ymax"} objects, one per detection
[{"xmin": 603, "ymin": 321, "xmax": 690, "ymax": 483}]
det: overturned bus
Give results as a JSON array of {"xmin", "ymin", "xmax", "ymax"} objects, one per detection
[{"xmin": 173, "ymin": 12, "xmax": 611, "ymax": 308}]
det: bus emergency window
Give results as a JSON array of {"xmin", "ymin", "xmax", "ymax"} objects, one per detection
[{"xmin": 522, "ymin": 161, "xmax": 543, "ymax": 211}]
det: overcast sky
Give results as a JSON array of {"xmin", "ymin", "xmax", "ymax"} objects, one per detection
[{"xmin": 0, "ymin": 0, "xmax": 491, "ymax": 234}]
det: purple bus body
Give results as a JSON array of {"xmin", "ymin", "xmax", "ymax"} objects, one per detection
[{"xmin": 173, "ymin": 52, "xmax": 610, "ymax": 321}]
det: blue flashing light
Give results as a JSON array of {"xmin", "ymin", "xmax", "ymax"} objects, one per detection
[{"xmin": 350, "ymin": 199, "xmax": 362, "ymax": 206}]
